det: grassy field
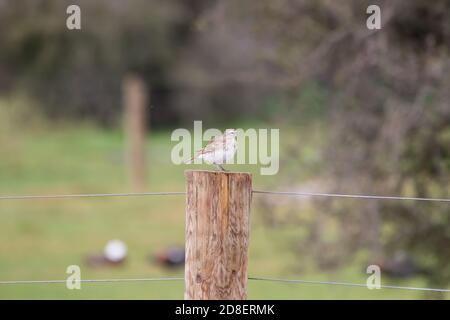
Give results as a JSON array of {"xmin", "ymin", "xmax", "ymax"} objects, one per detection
[{"xmin": 0, "ymin": 113, "xmax": 445, "ymax": 299}]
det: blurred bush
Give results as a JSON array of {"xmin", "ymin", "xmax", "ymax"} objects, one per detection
[
  {"xmin": 0, "ymin": 0, "xmax": 280, "ymax": 126},
  {"xmin": 0, "ymin": 0, "xmax": 200, "ymax": 125}
]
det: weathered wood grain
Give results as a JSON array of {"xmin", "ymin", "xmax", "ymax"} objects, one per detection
[{"xmin": 185, "ymin": 170, "xmax": 252, "ymax": 300}]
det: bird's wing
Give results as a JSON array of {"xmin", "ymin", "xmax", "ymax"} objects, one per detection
[{"xmin": 197, "ymin": 134, "xmax": 226, "ymax": 155}]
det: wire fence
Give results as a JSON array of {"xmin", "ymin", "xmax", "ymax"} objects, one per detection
[
  {"xmin": 0, "ymin": 191, "xmax": 185, "ymax": 200},
  {"xmin": 1, "ymin": 189, "xmax": 450, "ymax": 202},
  {"xmin": 252, "ymin": 190, "xmax": 450, "ymax": 203},
  {"xmin": 0, "ymin": 278, "xmax": 183, "ymax": 285},
  {"xmin": 1, "ymin": 187, "xmax": 450, "ymax": 296},
  {"xmin": 1, "ymin": 276, "xmax": 449, "ymax": 293}
]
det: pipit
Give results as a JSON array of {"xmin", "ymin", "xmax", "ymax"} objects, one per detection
[{"xmin": 185, "ymin": 129, "xmax": 237, "ymax": 171}]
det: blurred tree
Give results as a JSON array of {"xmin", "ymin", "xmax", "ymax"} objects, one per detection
[
  {"xmin": 227, "ymin": 0, "xmax": 450, "ymax": 296},
  {"xmin": 0, "ymin": 0, "xmax": 283, "ymax": 126},
  {"xmin": 321, "ymin": 1, "xmax": 450, "ymax": 297},
  {"xmin": 0, "ymin": 0, "xmax": 209, "ymax": 125}
]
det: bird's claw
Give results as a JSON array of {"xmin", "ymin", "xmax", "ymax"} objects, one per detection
[{"xmin": 216, "ymin": 164, "xmax": 228, "ymax": 172}]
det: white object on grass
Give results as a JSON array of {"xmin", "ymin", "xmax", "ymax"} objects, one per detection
[{"xmin": 104, "ymin": 240, "xmax": 127, "ymax": 262}]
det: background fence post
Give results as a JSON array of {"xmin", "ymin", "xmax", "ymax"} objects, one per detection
[
  {"xmin": 123, "ymin": 73, "xmax": 149, "ymax": 191},
  {"xmin": 184, "ymin": 170, "xmax": 252, "ymax": 300}
]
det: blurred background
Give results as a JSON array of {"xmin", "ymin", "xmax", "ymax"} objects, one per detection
[{"xmin": 0, "ymin": 0, "xmax": 449, "ymax": 299}]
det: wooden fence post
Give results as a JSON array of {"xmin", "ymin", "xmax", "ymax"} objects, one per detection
[
  {"xmin": 184, "ymin": 170, "xmax": 252, "ymax": 300},
  {"xmin": 123, "ymin": 74, "xmax": 148, "ymax": 191}
]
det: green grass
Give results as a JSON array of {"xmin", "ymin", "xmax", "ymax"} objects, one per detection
[{"xmin": 0, "ymin": 117, "xmax": 446, "ymax": 299}]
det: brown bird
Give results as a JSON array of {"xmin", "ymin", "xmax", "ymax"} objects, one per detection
[{"xmin": 185, "ymin": 129, "xmax": 237, "ymax": 171}]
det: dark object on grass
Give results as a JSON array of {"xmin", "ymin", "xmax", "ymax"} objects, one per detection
[{"xmin": 154, "ymin": 246, "xmax": 185, "ymax": 268}]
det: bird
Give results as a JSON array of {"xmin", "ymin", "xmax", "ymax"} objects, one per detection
[{"xmin": 185, "ymin": 129, "xmax": 237, "ymax": 171}]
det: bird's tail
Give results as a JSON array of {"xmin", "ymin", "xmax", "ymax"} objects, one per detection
[
  {"xmin": 185, "ymin": 153, "xmax": 203, "ymax": 164},
  {"xmin": 184, "ymin": 157, "xmax": 194, "ymax": 164}
]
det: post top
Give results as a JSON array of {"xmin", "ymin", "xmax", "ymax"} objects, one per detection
[{"xmin": 184, "ymin": 169, "xmax": 252, "ymax": 177}]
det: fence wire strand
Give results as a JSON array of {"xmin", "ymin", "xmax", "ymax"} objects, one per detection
[
  {"xmin": 248, "ymin": 277, "xmax": 450, "ymax": 293},
  {"xmin": 0, "ymin": 192, "xmax": 185, "ymax": 200},
  {"xmin": 0, "ymin": 278, "xmax": 183, "ymax": 285},
  {"xmin": 252, "ymin": 190, "xmax": 450, "ymax": 203},
  {"xmin": 1, "ymin": 190, "xmax": 450, "ymax": 202},
  {"xmin": 1, "ymin": 276, "xmax": 449, "ymax": 293}
]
